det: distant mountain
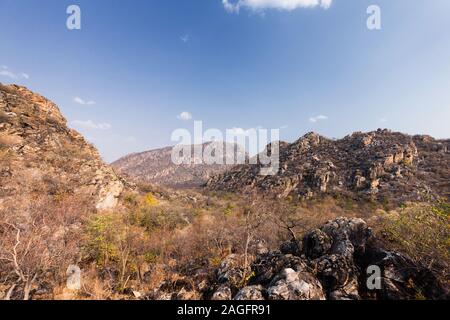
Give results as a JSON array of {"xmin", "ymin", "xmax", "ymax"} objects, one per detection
[
  {"xmin": 0, "ymin": 84, "xmax": 124, "ymax": 210},
  {"xmin": 112, "ymin": 142, "xmax": 247, "ymax": 188},
  {"xmin": 207, "ymin": 130, "xmax": 450, "ymax": 203}
]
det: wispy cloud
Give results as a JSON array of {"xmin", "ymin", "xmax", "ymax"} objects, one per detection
[
  {"xmin": 177, "ymin": 111, "xmax": 193, "ymax": 121},
  {"xmin": 309, "ymin": 115, "xmax": 328, "ymax": 123},
  {"xmin": 379, "ymin": 118, "xmax": 388, "ymax": 123},
  {"xmin": 74, "ymin": 96, "xmax": 96, "ymax": 106},
  {"xmin": 180, "ymin": 34, "xmax": 190, "ymax": 43},
  {"xmin": 222, "ymin": 0, "xmax": 332, "ymax": 14},
  {"xmin": 71, "ymin": 120, "xmax": 111, "ymax": 130},
  {"xmin": 0, "ymin": 66, "xmax": 30, "ymax": 80}
]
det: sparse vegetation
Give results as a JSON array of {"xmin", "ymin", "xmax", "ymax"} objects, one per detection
[{"xmin": 376, "ymin": 201, "xmax": 450, "ymax": 278}]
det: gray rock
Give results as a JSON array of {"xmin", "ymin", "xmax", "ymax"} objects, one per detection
[
  {"xmin": 267, "ymin": 268, "xmax": 325, "ymax": 300},
  {"xmin": 212, "ymin": 285, "xmax": 232, "ymax": 300},
  {"xmin": 217, "ymin": 254, "xmax": 245, "ymax": 285},
  {"xmin": 234, "ymin": 285, "xmax": 265, "ymax": 300}
]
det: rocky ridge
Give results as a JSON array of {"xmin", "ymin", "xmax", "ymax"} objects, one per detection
[
  {"xmin": 112, "ymin": 142, "xmax": 247, "ymax": 188},
  {"xmin": 207, "ymin": 130, "xmax": 450, "ymax": 203},
  {"xmin": 0, "ymin": 84, "xmax": 124, "ymax": 210}
]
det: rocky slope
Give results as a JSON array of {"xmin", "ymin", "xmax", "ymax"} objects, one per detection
[
  {"xmin": 0, "ymin": 84, "xmax": 124, "ymax": 210},
  {"xmin": 148, "ymin": 217, "xmax": 448, "ymax": 300},
  {"xmin": 112, "ymin": 142, "xmax": 247, "ymax": 188},
  {"xmin": 207, "ymin": 130, "xmax": 450, "ymax": 203}
]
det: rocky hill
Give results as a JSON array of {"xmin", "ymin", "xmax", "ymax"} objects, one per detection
[
  {"xmin": 0, "ymin": 84, "xmax": 124, "ymax": 210},
  {"xmin": 112, "ymin": 142, "xmax": 247, "ymax": 188},
  {"xmin": 207, "ymin": 130, "xmax": 450, "ymax": 203}
]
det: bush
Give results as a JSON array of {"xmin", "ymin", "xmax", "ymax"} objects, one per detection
[
  {"xmin": 84, "ymin": 213, "xmax": 123, "ymax": 266},
  {"xmin": 144, "ymin": 193, "xmax": 159, "ymax": 207},
  {"xmin": 380, "ymin": 201, "xmax": 450, "ymax": 276},
  {"xmin": 0, "ymin": 194, "xmax": 92, "ymax": 300}
]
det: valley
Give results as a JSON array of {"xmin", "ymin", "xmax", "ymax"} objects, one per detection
[{"xmin": 0, "ymin": 84, "xmax": 448, "ymax": 300}]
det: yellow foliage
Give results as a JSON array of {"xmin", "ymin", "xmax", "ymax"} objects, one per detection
[{"xmin": 144, "ymin": 193, "xmax": 159, "ymax": 207}]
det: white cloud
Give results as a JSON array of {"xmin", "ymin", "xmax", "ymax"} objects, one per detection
[
  {"xmin": 177, "ymin": 111, "xmax": 193, "ymax": 121},
  {"xmin": 309, "ymin": 115, "xmax": 328, "ymax": 123},
  {"xmin": 379, "ymin": 118, "xmax": 388, "ymax": 123},
  {"xmin": 0, "ymin": 67, "xmax": 30, "ymax": 80},
  {"xmin": 0, "ymin": 70, "xmax": 18, "ymax": 79},
  {"xmin": 180, "ymin": 34, "xmax": 190, "ymax": 43},
  {"xmin": 222, "ymin": 0, "xmax": 332, "ymax": 13},
  {"xmin": 71, "ymin": 120, "xmax": 111, "ymax": 130},
  {"xmin": 74, "ymin": 96, "xmax": 96, "ymax": 106}
]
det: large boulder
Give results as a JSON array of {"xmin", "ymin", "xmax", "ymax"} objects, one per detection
[
  {"xmin": 250, "ymin": 252, "xmax": 308, "ymax": 286},
  {"xmin": 267, "ymin": 268, "xmax": 325, "ymax": 300}
]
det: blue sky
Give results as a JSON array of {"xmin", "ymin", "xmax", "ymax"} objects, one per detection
[{"xmin": 1, "ymin": 0, "xmax": 450, "ymax": 162}]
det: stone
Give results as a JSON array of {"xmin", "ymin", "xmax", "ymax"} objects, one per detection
[
  {"xmin": 267, "ymin": 268, "xmax": 325, "ymax": 300},
  {"xmin": 303, "ymin": 229, "xmax": 332, "ymax": 259},
  {"xmin": 66, "ymin": 265, "xmax": 81, "ymax": 291},
  {"xmin": 212, "ymin": 285, "xmax": 232, "ymax": 300},
  {"xmin": 217, "ymin": 254, "xmax": 245, "ymax": 285},
  {"xmin": 234, "ymin": 285, "xmax": 265, "ymax": 300}
]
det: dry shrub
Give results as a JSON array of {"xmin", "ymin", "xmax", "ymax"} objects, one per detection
[
  {"xmin": 375, "ymin": 201, "xmax": 450, "ymax": 278},
  {"xmin": 0, "ymin": 83, "xmax": 16, "ymax": 94},
  {"xmin": 0, "ymin": 193, "xmax": 93, "ymax": 300}
]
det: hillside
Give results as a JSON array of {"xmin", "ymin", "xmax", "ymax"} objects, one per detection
[
  {"xmin": 207, "ymin": 131, "xmax": 450, "ymax": 203},
  {"xmin": 0, "ymin": 83, "xmax": 124, "ymax": 210},
  {"xmin": 112, "ymin": 142, "xmax": 247, "ymax": 188}
]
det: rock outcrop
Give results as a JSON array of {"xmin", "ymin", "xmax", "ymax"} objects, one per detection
[
  {"xmin": 210, "ymin": 218, "xmax": 448, "ymax": 300},
  {"xmin": 0, "ymin": 84, "xmax": 124, "ymax": 210},
  {"xmin": 207, "ymin": 130, "xmax": 450, "ymax": 203},
  {"xmin": 143, "ymin": 217, "xmax": 447, "ymax": 300}
]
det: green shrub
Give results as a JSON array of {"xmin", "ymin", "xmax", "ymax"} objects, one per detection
[
  {"xmin": 84, "ymin": 213, "xmax": 123, "ymax": 266},
  {"xmin": 381, "ymin": 202, "xmax": 449, "ymax": 274}
]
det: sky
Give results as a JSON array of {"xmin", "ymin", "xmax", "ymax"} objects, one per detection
[{"xmin": 1, "ymin": 0, "xmax": 450, "ymax": 162}]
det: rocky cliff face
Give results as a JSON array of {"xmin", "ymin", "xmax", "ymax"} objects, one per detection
[
  {"xmin": 0, "ymin": 84, "xmax": 124, "ymax": 210},
  {"xmin": 112, "ymin": 142, "xmax": 247, "ymax": 188},
  {"xmin": 207, "ymin": 130, "xmax": 450, "ymax": 203}
]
